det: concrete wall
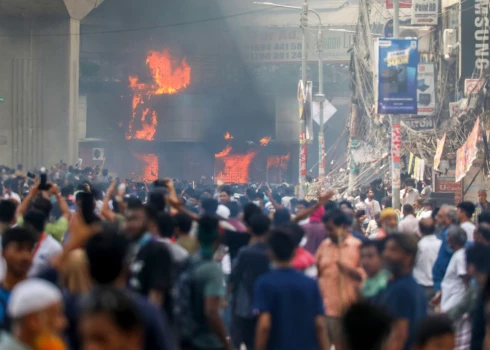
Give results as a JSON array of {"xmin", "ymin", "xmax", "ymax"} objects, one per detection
[{"xmin": 0, "ymin": 17, "xmax": 80, "ymax": 168}]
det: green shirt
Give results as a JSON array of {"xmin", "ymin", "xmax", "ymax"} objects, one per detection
[
  {"xmin": 17, "ymin": 216, "xmax": 68, "ymax": 242},
  {"xmin": 362, "ymin": 270, "xmax": 390, "ymax": 298}
]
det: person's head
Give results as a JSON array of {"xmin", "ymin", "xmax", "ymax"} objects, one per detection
[
  {"xmin": 280, "ymin": 222, "xmax": 305, "ymax": 247},
  {"xmin": 8, "ymin": 279, "xmax": 66, "ymax": 341},
  {"xmin": 435, "ymin": 205, "xmax": 457, "ymax": 230},
  {"xmin": 174, "ymin": 212, "xmax": 193, "ymax": 236},
  {"xmin": 273, "ymin": 208, "xmax": 291, "ymax": 227},
  {"xmin": 79, "ymin": 286, "xmax": 143, "ymax": 350},
  {"xmin": 446, "ymin": 225, "xmax": 467, "ymax": 251},
  {"xmin": 156, "ymin": 212, "xmax": 175, "ymax": 239},
  {"xmin": 267, "ymin": 228, "xmax": 295, "ymax": 264},
  {"xmin": 295, "ymin": 199, "xmax": 309, "ymax": 216},
  {"xmin": 478, "ymin": 189, "xmax": 488, "ymax": 204},
  {"xmin": 374, "ymin": 212, "xmax": 381, "ymax": 227},
  {"xmin": 124, "ymin": 200, "xmax": 148, "ymax": 240},
  {"xmin": 225, "ymin": 201, "xmax": 241, "ymax": 219},
  {"xmin": 219, "ymin": 186, "xmax": 232, "ymax": 204},
  {"xmin": 1, "ymin": 227, "xmax": 36, "ymax": 279},
  {"xmin": 405, "ymin": 178, "xmax": 415, "ymax": 190},
  {"xmin": 423, "ymin": 200, "xmax": 433, "ymax": 211},
  {"xmin": 248, "ymin": 214, "xmax": 271, "ymax": 237},
  {"xmin": 419, "ymin": 217, "xmax": 436, "ymax": 237},
  {"xmin": 355, "ymin": 209, "xmax": 367, "ymax": 224},
  {"xmin": 402, "ymin": 204, "xmax": 414, "ymax": 216},
  {"xmin": 31, "ymin": 197, "xmax": 53, "ymax": 219},
  {"xmin": 324, "ymin": 200, "xmax": 338, "ymax": 213},
  {"xmin": 253, "ymin": 192, "xmax": 265, "ymax": 208},
  {"xmin": 414, "ymin": 314, "xmax": 455, "ymax": 350},
  {"xmin": 201, "ymin": 197, "xmax": 219, "ymax": 216},
  {"xmin": 366, "ymin": 188, "xmax": 375, "ymax": 200},
  {"xmin": 383, "ymin": 233, "xmax": 418, "ymax": 277},
  {"xmin": 475, "ymin": 223, "xmax": 490, "ymax": 245},
  {"xmin": 243, "ymin": 203, "xmax": 262, "ymax": 228},
  {"xmin": 322, "ymin": 209, "xmax": 351, "ymax": 241},
  {"xmin": 341, "ymin": 301, "xmax": 393, "ymax": 350},
  {"xmin": 245, "ymin": 188, "xmax": 256, "ymax": 200},
  {"xmin": 466, "ymin": 243, "xmax": 490, "ymax": 285},
  {"xmin": 22, "ymin": 210, "xmax": 47, "ymax": 237},
  {"xmin": 339, "ymin": 200, "xmax": 353, "ymax": 211},
  {"xmin": 85, "ymin": 232, "xmax": 129, "ymax": 285},
  {"xmin": 457, "ymin": 201, "xmax": 476, "ymax": 222},
  {"xmin": 379, "ymin": 208, "xmax": 398, "ymax": 234},
  {"xmin": 102, "ymin": 169, "xmax": 109, "ymax": 177},
  {"xmin": 0, "ymin": 200, "xmax": 17, "ymax": 225},
  {"xmin": 197, "ymin": 215, "xmax": 220, "ymax": 258},
  {"xmin": 360, "ymin": 240, "xmax": 385, "ymax": 277}
]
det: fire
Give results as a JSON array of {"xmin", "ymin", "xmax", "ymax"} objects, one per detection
[
  {"xmin": 134, "ymin": 153, "xmax": 159, "ymax": 181},
  {"xmin": 127, "ymin": 49, "xmax": 191, "ymax": 140},
  {"xmin": 259, "ymin": 136, "xmax": 271, "ymax": 146},
  {"xmin": 215, "ymin": 151, "xmax": 257, "ymax": 184},
  {"xmin": 215, "ymin": 145, "xmax": 233, "ymax": 158},
  {"xmin": 224, "ymin": 132, "xmax": 234, "ymax": 140},
  {"xmin": 267, "ymin": 153, "xmax": 291, "ymax": 169}
]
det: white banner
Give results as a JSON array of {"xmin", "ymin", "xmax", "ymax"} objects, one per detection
[
  {"xmin": 417, "ymin": 63, "xmax": 436, "ymax": 116},
  {"xmin": 411, "ymin": 0, "xmax": 438, "ymax": 25}
]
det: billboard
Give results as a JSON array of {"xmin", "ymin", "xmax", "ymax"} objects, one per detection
[
  {"xmin": 411, "ymin": 0, "xmax": 438, "ymax": 25},
  {"xmin": 456, "ymin": 117, "xmax": 481, "ymax": 182},
  {"xmin": 377, "ymin": 38, "xmax": 419, "ymax": 114},
  {"xmin": 417, "ymin": 63, "xmax": 435, "ymax": 115}
]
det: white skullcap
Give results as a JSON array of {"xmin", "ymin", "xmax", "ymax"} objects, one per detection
[
  {"xmin": 216, "ymin": 204, "xmax": 230, "ymax": 220},
  {"xmin": 8, "ymin": 279, "xmax": 62, "ymax": 319}
]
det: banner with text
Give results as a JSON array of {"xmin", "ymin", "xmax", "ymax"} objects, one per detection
[
  {"xmin": 386, "ymin": 0, "xmax": 412, "ymax": 8},
  {"xmin": 411, "ymin": 0, "xmax": 438, "ymax": 25},
  {"xmin": 377, "ymin": 38, "xmax": 419, "ymax": 114},
  {"xmin": 456, "ymin": 117, "xmax": 481, "ymax": 182},
  {"xmin": 417, "ymin": 63, "xmax": 436, "ymax": 115},
  {"xmin": 433, "ymin": 134, "xmax": 446, "ymax": 171}
]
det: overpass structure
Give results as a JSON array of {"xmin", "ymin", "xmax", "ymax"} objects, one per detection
[{"xmin": 0, "ymin": 0, "xmax": 103, "ymax": 169}]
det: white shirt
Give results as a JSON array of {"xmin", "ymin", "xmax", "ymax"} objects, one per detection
[
  {"xmin": 398, "ymin": 214, "xmax": 419, "ymax": 235},
  {"xmin": 157, "ymin": 238, "xmax": 189, "ymax": 264},
  {"xmin": 418, "ymin": 210, "xmax": 432, "ymax": 220},
  {"xmin": 460, "ymin": 221, "xmax": 476, "ymax": 242},
  {"xmin": 364, "ymin": 199, "xmax": 381, "ymax": 214},
  {"xmin": 400, "ymin": 188, "xmax": 420, "ymax": 206},
  {"xmin": 28, "ymin": 234, "xmax": 62, "ymax": 277},
  {"xmin": 441, "ymin": 248, "xmax": 467, "ymax": 312},
  {"xmin": 413, "ymin": 235, "xmax": 442, "ymax": 287}
]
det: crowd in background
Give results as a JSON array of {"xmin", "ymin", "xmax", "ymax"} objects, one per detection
[{"xmin": 0, "ymin": 162, "xmax": 489, "ymax": 350}]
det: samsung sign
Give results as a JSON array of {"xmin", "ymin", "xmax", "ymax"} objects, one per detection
[{"xmin": 461, "ymin": 0, "xmax": 490, "ymax": 79}]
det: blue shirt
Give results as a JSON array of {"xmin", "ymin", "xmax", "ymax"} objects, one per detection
[
  {"xmin": 432, "ymin": 226, "xmax": 455, "ymax": 292},
  {"xmin": 253, "ymin": 268, "xmax": 324, "ymax": 350},
  {"xmin": 0, "ymin": 286, "xmax": 11, "ymax": 331},
  {"xmin": 376, "ymin": 274, "xmax": 427, "ymax": 350}
]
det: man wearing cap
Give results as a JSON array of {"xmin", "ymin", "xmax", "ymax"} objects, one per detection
[{"xmin": 0, "ymin": 278, "xmax": 66, "ymax": 349}]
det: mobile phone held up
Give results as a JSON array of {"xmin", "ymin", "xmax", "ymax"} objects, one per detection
[{"xmin": 38, "ymin": 173, "xmax": 52, "ymax": 191}]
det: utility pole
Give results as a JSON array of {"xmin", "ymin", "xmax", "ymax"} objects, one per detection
[
  {"xmin": 299, "ymin": 0, "xmax": 308, "ymax": 198},
  {"xmin": 391, "ymin": 0, "xmax": 401, "ymax": 209},
  {"xmin": 314, "ymin": 29, "xmax": 326, "ymax": 179},
  {"xmin": 347, "ymin": 103, "xmax": 360, "ymax": 192}
]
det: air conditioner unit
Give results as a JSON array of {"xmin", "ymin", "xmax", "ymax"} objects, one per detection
[
  {"xmin": 399, "ymin": 26, "xmax": 432, "ymax": 52},
  {"xmin": 92, "ymin": 148, "xmax": 104, "ymax": 161},
  {"xmin": 443, "ymin": 29, "xmax": 458, "ymax": 58}
]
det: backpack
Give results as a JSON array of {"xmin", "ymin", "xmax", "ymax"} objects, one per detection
[{"xmin": 172, "ymin": 260, "xmax": 203, "ymax": 341}]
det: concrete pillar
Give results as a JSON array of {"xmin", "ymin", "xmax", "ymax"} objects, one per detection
[{"xmin": 0, "ymin": 0, "xmax": 102, "ymax": 169}]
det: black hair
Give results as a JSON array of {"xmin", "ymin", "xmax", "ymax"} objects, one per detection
[
  {"xmin": 77, "ymin": 192, "xmax": 99, "ymax": 224},
  {"xmin": 174, "ymin": 212, "xmax": 193, "ymax": 233},
  {"xmin": 402, "ymin": 204, "xmax": 414, "ymax": 214},
  {"xmin": 322, "ymin": 208, "xmax": 351, "ymax": 226},
  {"xmin": 23, "ymin": 210, "xmax": 47, "ymax": 233},
  {"xmin": 102, "ymin": 169, "xmax": 109, "ymax": 176},
  {"xmin": 324, "ymin": 200, "xmax": 338, "ymax": 213},
  {"xmin": 126, "ymin": 197, "xmax": 143, "ymax": 210},
  {"xmin": 220, "ymin": 186, "xmax": 232, "ymax": 196},
  {"xmin": 85, "ymin": 232, "xmax": 129, "ymax": 284},
  {"xmin": 243, "ymin": 203, "xmax": 262, "ymax": 227},
  {"xmin": 81, "ymin": 286, "xmax": 142, "ymax": 333},
  {"xmin": 1, "ymin": 227, "xmax": 36, "ymax": 250},
  {"xmin": 296, "ymin": 199, "xmax": 310, "ymax": 208},
  {"xmin": 457, "ymin": 201, "xmax": 476, "ymax": 219},
  {"xmin": 355, "ymin": 209, "xmax": 366, "ymax": 218},
  {"xmin": 338, "ymin": 200, "xmax": 353, "ymax": 210},
  {"xmin": 361, "ymin": 239, "xmax": 385, "ymax": 255},
  {"xmin": 385, "ymin": 233, "xmax": 418, "ymax": 258},
  {"xmin": 201, "ymin": 198, "xmax": 219, "ymax": 215},
  {"xmin": 342, "ymin": 301, "xmax": 393, "ymax": 350},
  {"xmin": 280, "ymin": 222, "xmax": 305, "ymax": 247},
  {"xmin": 245, "ymin": 188, "xmax": 256, "ymax": 199},
  {"xmin": 156, "ymin": 212, "xmax": 175, "ymax": 239},
  {"xmin": 466, "ymin": 243, "xmax": 490, "ymax": 273},
  {"xmin": 273, "ymin": 208, "xmax": 291, "ymax": 227},
  {"xmin": 267, "ymin": 229, "xmax": 295, "ymax": 262},
  {"xmin": 226, "ymin": 201, "xmax": 241, "ymax": 218},
  {"xmin": 147, "ymin": 192, "xmax": 166, "ymax": 213},
  {"xmin": 31, "ymin": 197, "xmax": 53, "ymax": 218},
  {"xmin": 197, "ymin": 215, "xmax": 219, "ymax": 246},
  {"xmin": 0, "ymin": 200, "xmax": 16, "ymax": 224},
  {"xmin": 253, "ymin": 192, "xmax": 264, "ymax": 200},
  {"xmin": 419, "ymin": 217, "xmax": 436, "ymax": 236},
  {"xmin": 478, "ymin": 211, "xmax": 490, "ymax": 225},
  {"xmin": 476, "ymin": 224, "xmax": 490, "ymax": 242},
  {"xmin": 249, "ymin": 214, "xmax": 271, "ymax": 237},
  {"xmin": 414, "ymin": 314, "xmax": 454, "ymax": 347}
]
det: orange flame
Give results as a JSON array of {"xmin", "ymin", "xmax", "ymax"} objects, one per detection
[
  {"xmin": 215, "ymin": 145, "xmax": 233, "ymax": 158},
  {"xmin": 267, "ymin": 153, "xmax": 291, "ymax": 169},
  {"xmin": 134, "ymin": 153, "xmax": 159, "ymax": 181},
  {"xmin": 215, "ymin": 151, "xmax": 257, "ymax": 184},
  {"xmin": 259, "ymin": 136, "xmax": 271, "ymax": 146},
  {"xmin": 224, "ymin": 132, "xmax": 234, "ymax": 140},
  {"xmin": 127, "ymin": 50, "xmax": 191, "ymax": 140}
]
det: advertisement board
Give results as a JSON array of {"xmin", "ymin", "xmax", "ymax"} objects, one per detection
[
  {"xmin": 433, "ymin": 134, "xmax": 446, "ymax": 171},
  {"xmin": 411, "ymin": 0, "xmax": 438, "ymax": 25},
  {"xmin": 377, "ymin": 38, "xmax": 419, "ymax": 114},
  {"xmin": 386, "ymin": 0, "xmax": 412, "ymax": 8},
  {"xmin": 456, "ymin": 117, "xmax": 481, "ymax": 182},
  {"xmin": 417, "ymin": 63, "xmax": 436, "ymax": 115}
]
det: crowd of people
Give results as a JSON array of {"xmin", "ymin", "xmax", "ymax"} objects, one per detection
[{"xmin": 0, "ymin": 163, "xmax": 489, "ymax": 350}]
